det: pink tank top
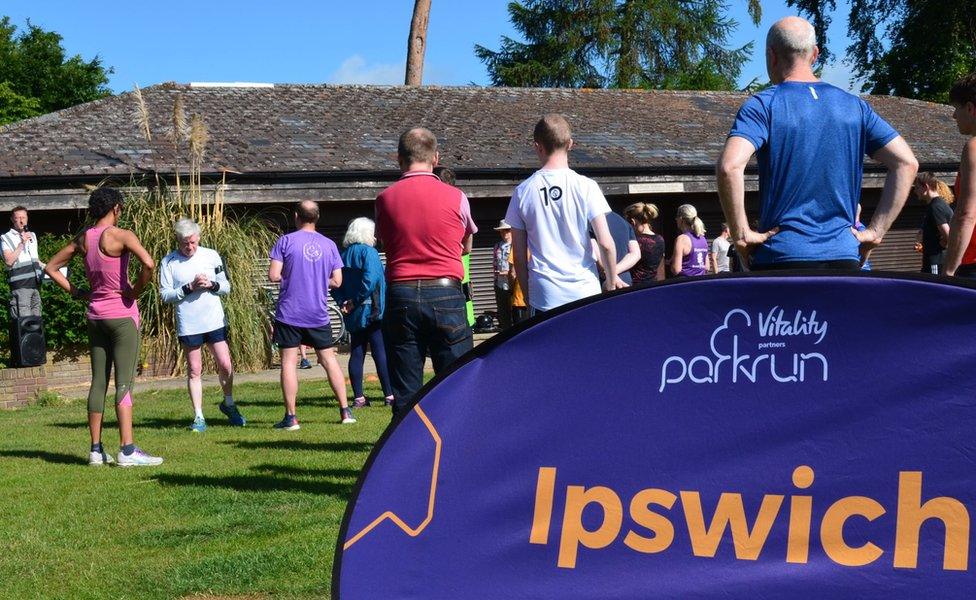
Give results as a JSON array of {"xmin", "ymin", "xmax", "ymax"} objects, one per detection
[{"xmin": 84, "ymin": 226, "xmax": 140, "ymax": 323}]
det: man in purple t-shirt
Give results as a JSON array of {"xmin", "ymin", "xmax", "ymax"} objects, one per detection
[{"xmin": 269, "ymin": 200, "xmax": 353, "ymax": 430}]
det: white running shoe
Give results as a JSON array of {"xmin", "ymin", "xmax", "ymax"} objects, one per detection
[
  {"xmin": 89, "ymin": 450, "xmax": 115, "ymax": 466},
  {"xmin": 116, "ymin": 446, "xmax": 164, "ymax": 467}
]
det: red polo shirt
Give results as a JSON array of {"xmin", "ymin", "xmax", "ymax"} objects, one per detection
[{"xmin": 375, "ymin": 171, "xmax": 478, "ymax": 282}]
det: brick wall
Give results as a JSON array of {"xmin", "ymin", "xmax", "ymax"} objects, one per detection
[
  {"xmin": 45, "ymin": 352, "xmax": 91, "ymax": 389},
  {"xmin": 0, "ymin": 366, "xmax": 46, "ymax": 409}
]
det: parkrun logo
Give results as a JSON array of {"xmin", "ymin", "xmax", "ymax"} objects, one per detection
[
  {"xmin": 659, "ymin": 307, "xmax": 829, "ymax": 393},
  {"xmin": 528, "ymin": 467, "xmax": 970, "ymax": 571}
]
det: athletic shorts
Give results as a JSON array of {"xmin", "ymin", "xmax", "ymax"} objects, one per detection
[
  {"xmin": 273, "ymin": 320, "xmax": 336, "ymax": 350},
  {"xmin": 178, "ymin": 326, "xmax": 228, "ymax": 348}
]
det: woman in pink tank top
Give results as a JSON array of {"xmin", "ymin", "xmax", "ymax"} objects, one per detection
[{"xmin": 45, "ymin": 188, "xmax": 162, "ymax": 467}]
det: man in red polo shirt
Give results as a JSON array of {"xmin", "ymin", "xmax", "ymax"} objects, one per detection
[{"xmin": 375, "ymin": 127, "xmax": 477, "ymax": 416}]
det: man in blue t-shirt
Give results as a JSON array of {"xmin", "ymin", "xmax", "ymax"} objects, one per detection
[{"xmin": 716, "ymin": 16, "xmax": 918, "ymax": 270}]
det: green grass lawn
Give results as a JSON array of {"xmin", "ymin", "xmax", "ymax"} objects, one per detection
[{"xmin": 0, "ymin": 380, "xmax": 395, "ymax": 600}]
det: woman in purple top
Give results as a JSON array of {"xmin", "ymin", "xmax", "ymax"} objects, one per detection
[{"xmin": 671, "ymin": 203, "xmax": 709, "ymax": 277}]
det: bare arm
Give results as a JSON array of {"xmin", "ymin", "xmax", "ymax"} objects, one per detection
[
  {"xmin": 462, "ymin": 234, "xmax": 473, "ymax": 255},
  {"xmin": 512, "ymin": 228, "xmax": 529, "ymax": 307},
  {"xmin": 119, "ymin": 229, "xmax": 155, "ymax": 297},
  {"xmin": 44, "ymin": 236, "xmax": 84, "ymax": 297},
  {"xmin": 616, "ymin": 239, "xmax": 641, "ymax": 274},
  {"xmin": 854, "ymin": 136, "xmax": 919, "ymax": 262},
  {"xmin": 946, "ymin": 138, "xmax": 976, "ymax": 275},
  {"xmin": 268, "ymin": 259, "xmax": 283, "ymax": 283},
  {"xmin": 329, "ymin": 267, "xmax": 342, "ymax": 289},
  {"xmin": 671, "ymin": 235, "xmax": 689, "ymax": 275},
  {"xmin": 939, "ymin": 223, "xmax": 951, "ymax": 248},
  {"xmin": 590, "ymin": 213, "xmax": 620, "ymax": 291},
  {"xmin": 709, "ymin": 252, "xmax": 718, "ymax": 274},
  {"xmin": 656, "ymin": 257, "xmax": 665, "ymax": 281},
  {"xmin": 717, "ymin": 136, "xmax": 777, "ymax": 260},
  {"xmin": 3, "ymin": 236, "xmax": 25, "ymax": 267}
]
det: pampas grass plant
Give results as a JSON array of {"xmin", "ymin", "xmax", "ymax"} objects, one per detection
[{"xmin": 118, "ymin": 90, "xmax": 280, "ymax": 375}]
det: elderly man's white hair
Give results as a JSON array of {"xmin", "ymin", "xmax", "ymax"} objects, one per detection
[
  {"xmin": 766, "ymin": 16, "xmax": 817, "ymax": 58},
  {"xmin": 174, "ymin": 217, "xmax": 201, "ymax": 240},
  {"xmin": 342, "ymin": 216, "xmax": 376, "ymax": 248}
]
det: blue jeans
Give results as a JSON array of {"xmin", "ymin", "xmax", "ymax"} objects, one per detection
[{"xmin": 382, "ymin": 282, "xmax": 473, "ymax": 416}]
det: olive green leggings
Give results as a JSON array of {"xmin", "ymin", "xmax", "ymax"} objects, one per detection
[{"xmin": 87, "ymin": 318, "xmax": 140, "ymax": 414}]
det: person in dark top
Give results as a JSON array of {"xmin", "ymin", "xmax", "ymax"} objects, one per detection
[
  {"xmin": 591, "ymin": 212, "xmax": 640, "ymax": 286},
  {"xmin": 914, "ymin": 172, "xmax": 954, "ymax": 274},
  {"xmin": 623, "ymin": 202, "xmax": 666, "ymax": 285}
]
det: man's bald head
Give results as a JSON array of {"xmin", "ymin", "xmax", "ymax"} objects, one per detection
[
  {"xmin": 765, "ymin": 16, "xmax": 818, "ymax": 82},
  {"xmin": 295, "ymin": 200, "xmax": 320, "ymax": 224},
  {"xmin": 398, "ymin": 127, "xmax": 438, "ymax": 168},
  {"xmin": 767, "ymin": 17, "xmax": 817, "ymax": 60}
]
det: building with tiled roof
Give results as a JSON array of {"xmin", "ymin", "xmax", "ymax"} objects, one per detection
[{"xmin": 0, "ymin": 83, "xmax": 964, "ymax": 300}]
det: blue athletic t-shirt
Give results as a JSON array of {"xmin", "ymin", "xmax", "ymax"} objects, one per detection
[{"xmin": 729, "ymin": 81, "xmax": 899, "ymax": 264}]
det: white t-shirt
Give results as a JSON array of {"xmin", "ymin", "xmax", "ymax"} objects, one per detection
[
  {"xmin": 504, "ymin": 167, "xmax": 611, "ymax": 311},
  {"xmin": 712, "ymin": 236, "xmax": 731, "ymax": 272},
  {"xmin": 159, "ymin": 246, "xmax": 230, "ymax": 336}
]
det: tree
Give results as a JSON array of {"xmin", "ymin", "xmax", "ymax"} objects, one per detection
[
  {"xmin": 0, "ymin": 17, "xmax": 112, "ymax": 126},
  {"xmin": 475, "ymin": 0, "xmax": 761, "ymax": 91},
  {"xmin": 405, "ymin": 0, "xmax": 433, "ymax": 86},
  {"xmin": 788, "ymin": 0, "xmax": 976, "ymax": 101}
]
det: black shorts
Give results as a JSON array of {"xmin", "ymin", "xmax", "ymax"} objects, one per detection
[
  {"xmin": 273, "ymin": 320, "xmax": 336, "ymax": 350},
  {"xmin": 178, "ymin": 326, "xmax": 228, "ymax": 348}
]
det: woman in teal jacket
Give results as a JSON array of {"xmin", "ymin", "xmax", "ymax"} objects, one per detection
[{"xmin": 333, "ymin": 217, "xmax": 394, "ymax": 407}]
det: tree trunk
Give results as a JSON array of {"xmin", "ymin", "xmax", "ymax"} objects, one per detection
[{"xmin": 405, "ymin": 0, "xmax": 432, "ymax": 86}]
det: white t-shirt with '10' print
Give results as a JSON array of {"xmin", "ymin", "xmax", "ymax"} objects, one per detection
[{"xmin": 504, "ymin": 167, "xmax": 611, "ymax": 311}]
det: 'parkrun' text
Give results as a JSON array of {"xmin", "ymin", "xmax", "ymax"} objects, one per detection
[
  {"xmin": 659, "ymin": 307, "xmax": 829, "ymax": 392},
  {"xmin": 529, "ymin": 467, "xmax": 970, "ymax": 571}
]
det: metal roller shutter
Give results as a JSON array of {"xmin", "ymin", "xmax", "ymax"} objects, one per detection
[
  {"xmin": 870, "ymin": 228, "xmax": 922, "ymax": 272},
  {"xmin": 468, "ymin": 247, "xmax": 497, "ymax": 317}
]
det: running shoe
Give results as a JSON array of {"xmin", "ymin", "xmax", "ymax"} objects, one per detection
[
  {"xmin": 384, "ymin": 396, "xmax": 395, "ymax": 407},
  {"xmin": 116, "ymin": 447, "xmax": 164, "ymax": 467},
  {"xmin": 298, "ymin": 358, "xmax": 312, "ymax": 369},
  {"xmin": 218, "ymin": 401, "xmax": 246, "ymax": 426},
  {"xmin": 341, "ymin": 407, "xmax": 357, "ymax": 424},
  {"xmin": 88, "ymin": 450, "xmax": 115, "ymax": 466},
  {"xmin": 352, "ymin": 396, "xmax": 370, "ymax": 408},
  {"xmin": 189, "ymin": 416, "xmax": 207, "ymax": 433},
  {"xmin": 273, "ymin": 414, "xmax": 301, "ymax": 431}
]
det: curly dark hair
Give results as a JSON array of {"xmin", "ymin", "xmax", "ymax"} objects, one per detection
[{"xmin": 88, "ymin": 187, "xmax": 124, "ymax": 219}]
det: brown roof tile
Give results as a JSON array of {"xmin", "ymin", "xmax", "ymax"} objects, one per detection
[{"xmin": 0, "ymin": 84, "xmax": 961, "ymax": 179}]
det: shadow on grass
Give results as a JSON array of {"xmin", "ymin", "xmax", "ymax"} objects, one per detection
[
  {"xmin": 50, "ymin": 417, "xmax": 243, "ymax": 430},
  {"xmin": 153, "ymin": 472, "xmax": 355, "ymax": 497},
  {"xmin": 235, "ymin": 397, "xmax": 344, "ymax": 408},
  {"xmin": 0, "ymin": 449, "xmax": 87, "ymax": 465},
  {"xmin": 224, "ymin": 440, "xmax": 373, "ymax": 452},
  {"xmin": 249, "ymin": 463, "xmax": 361, "ymax": 478}
]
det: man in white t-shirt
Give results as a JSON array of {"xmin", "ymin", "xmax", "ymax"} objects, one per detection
[
  {"xmin": 2, "ymin": 206, "xmax": 44, "ymax": 318},
  {"xmin": 710, "ymin": 223, "xmax": 732, "ymax": 273},
  {"xmin": 505, "ymin": 114, "xmax": 622, "ymax": 314},
  {"xmin": 160, "ymin": 218, "xmax": 245, "ymax": 432}
]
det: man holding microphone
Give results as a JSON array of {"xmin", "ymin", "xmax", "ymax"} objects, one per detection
[{"xmin": 2, "ymin": 206, "xmax": 44, "ymax": 320}]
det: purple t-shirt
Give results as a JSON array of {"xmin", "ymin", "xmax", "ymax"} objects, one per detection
[{"xmin": 270, "ymin": 230, "xmax": 343, "ymax": 328}]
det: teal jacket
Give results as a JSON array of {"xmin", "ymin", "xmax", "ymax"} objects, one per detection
[{"xmin": 332, "ymin": 243, "xmax": 385, "ymax": 333}]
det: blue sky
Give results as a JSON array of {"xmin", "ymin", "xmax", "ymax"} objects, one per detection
[{"xmin": 3, "ymin": 0, "xmax": 858, "ymax": 92}]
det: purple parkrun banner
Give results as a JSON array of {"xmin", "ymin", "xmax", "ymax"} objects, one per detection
[{"xmin": 334, "ymin": 274, "xmax": 976, "ymax": 599}]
